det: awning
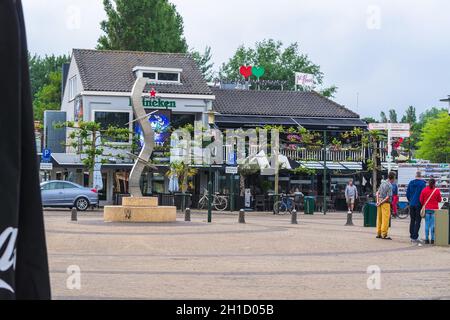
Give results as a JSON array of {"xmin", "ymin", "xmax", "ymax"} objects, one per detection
[
  {"xmin": 294, "ymin": 161, "xmax": 363, "ymax": 171},
  {"xmin": 215, "ymin": 115, "xmax": 367, "ymax": 130},
  {"xmin": 51, "ymin": 153, "xmax": 134, "ymax": 169}
]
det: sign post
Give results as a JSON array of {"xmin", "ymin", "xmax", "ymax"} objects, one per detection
[{"xmin": 368, "ymin": 123, "xmax": 410, "ymax": 174}]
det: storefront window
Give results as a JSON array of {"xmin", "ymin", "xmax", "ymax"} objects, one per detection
[{"xmin": 94, "ymin": 111, "xmax": 130, "ymax": 142}]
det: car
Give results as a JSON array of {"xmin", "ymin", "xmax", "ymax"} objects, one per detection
[{"xmin": 40, "ymin": 180, "xmax": 99, "ymax": 211}]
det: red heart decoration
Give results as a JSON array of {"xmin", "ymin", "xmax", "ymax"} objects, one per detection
[{"xmin": 239, "ymin": 65, "xmax": 252, "ymax": 78}]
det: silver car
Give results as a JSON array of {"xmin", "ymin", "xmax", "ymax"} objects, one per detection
[{"xmin": 40, "ymin": 180, "xmax": 98, "ymax": 211}]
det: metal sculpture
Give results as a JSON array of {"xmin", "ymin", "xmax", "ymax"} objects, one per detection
[{"xmin": 129, "ymin": 78, "xmax": 155, "ymax": 197}]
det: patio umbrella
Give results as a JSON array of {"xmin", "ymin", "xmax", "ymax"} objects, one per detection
[{"xmin": 168, "ymin": 174, "xmax": 179, "ymax": 193}]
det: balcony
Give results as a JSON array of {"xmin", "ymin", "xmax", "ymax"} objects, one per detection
[{"xmin": 281, "ymin": 147, "xmax": 367, "ymax": 162}]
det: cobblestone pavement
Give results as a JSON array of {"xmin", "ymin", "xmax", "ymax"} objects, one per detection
[{"xmin": 44, "ymin": 209, "xmax": 450, "ymax": 300}]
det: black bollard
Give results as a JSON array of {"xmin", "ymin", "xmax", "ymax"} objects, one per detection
[
  {"xmin": 71, "ymin": 207, "xmax": 77, "ymax": 222},
  {"xmin": 185, "ymin": 208, "xmax": 191, "ymax": 222},
  {"xmin": 239, "ymin": 209, "xmax": 246, "ymax": 224},
  {"xmin": 345, "ymin": 212, "xmax": 354, "ymax": 226},
  {"xmin": 291, "ymin": 210, "xmax": 298, "ymax": 224}
]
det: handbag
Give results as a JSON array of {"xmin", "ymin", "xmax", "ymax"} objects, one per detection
[{"xmin": 420, "ymin": 188, "xmax": 437, "ymax": 218}]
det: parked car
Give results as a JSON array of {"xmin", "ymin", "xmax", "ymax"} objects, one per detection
[{"xmin": 40, "ymin": 180, "xmax": 98, "ymax": 211}]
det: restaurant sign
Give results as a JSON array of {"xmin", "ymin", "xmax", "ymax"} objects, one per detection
[{"xmin": 129, "ymin": 97, "xmax": 176, "ymax": 109}]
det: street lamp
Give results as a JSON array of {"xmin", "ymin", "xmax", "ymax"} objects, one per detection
[{"xmin": 440, "ymin": 96, "xmax": 450, "ymax": 216}]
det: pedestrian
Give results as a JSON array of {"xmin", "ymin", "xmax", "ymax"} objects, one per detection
[
  {"xmin": 376, "ymin": 172, "xmax": 395, "ymax": 240},
  {"xmin": 406, "ymin": 171, "xmax": 426, "ymax": 244},
  {"xmin": 345, "ymin": 179, "xmax": 358, "ymax": 214},
  {"xmin": 419, "ymin": 179, "xmax": 442, "ymax": 245},
  {"xmin": 391, "ymin": 180, "xmax": 399, "ymax": 218}
]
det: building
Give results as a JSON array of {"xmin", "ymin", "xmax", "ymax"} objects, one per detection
[{"xmin": 43, "ymin": 48, "xmax": 372, "ymax": 208}]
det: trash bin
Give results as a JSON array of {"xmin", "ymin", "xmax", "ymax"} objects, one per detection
[
  {"xmin": 435, "ymin": 210, "xmax": 450, "ymax": 246},
  {"xmin": 304, "ymin": 196, "xmax": 315, "ymax": 215},
  {"xmin": 364, "ymin": 202, "xmax": 377, "ymax": 227},
  {"xmin": 173, "ymin": 193, "xmax": 192, "ymax": 212}
]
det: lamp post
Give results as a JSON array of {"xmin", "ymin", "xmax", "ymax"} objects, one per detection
[
  {"xmin": 439, "ymin": 96, "xmax": 450, "ymax": 217},
  {"xmin": 323, "ymin": 130, "xmax": 327, "ymax": 215},
  {"xmin": 207, "ymin": 163, "xmax": 212, "ymax": 223}
]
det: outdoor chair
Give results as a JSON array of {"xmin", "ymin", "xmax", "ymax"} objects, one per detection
[{"xmin": 255, "ymin": 195, "xmax": 266, "ymax": 211}]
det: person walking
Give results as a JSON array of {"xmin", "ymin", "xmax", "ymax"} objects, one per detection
[
  {"xmin": 406, "ymin": 171, "xmax": 426, "ymax": 244},
  {"xmin": 419, "ymin": 179, "xmax": 442, "ymax": 245},
  {"xmin": 376, "ymin": 172, "xmax": 395, "ymax": 240},
  {"xmin": 391, "ymin": 180, "xmax": 399, "ymax": 218},
  {"xmin": 345, "ymin": 179, "xmax": 358, "ymax": 214}
]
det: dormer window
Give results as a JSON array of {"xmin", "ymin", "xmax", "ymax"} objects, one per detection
[{"xmin": 133, "ymin": 66, "xmax": 182, "ymax": 84}]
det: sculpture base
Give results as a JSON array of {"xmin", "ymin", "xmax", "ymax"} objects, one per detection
[{"xmin": 104, "ymin": 197, "xmax": 176, "ymax": 223}]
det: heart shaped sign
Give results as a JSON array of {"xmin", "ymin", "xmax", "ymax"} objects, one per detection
[
  {"xmin": 252, "ymin": 66, "xmax": 265, "ymax": 78},
  {"xmin": 239, "ymin": 65, "xmax": 252, "ymax": 78}
]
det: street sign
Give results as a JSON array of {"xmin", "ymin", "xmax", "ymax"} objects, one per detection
[
  {"xmin": 368, "ymin": 123, "xmax": 388, "ymax": 131},
  {"xmin": 40, "ymin": 162, "xmax": 53, "ymax": 171},
  {"xmin": 225, "ymin": 166, "xmax": 238, "ymax": 175},
  {"xmin": 368, "ymin": 123, "xmax": 410, "ymax": 131},
  {"xmin": 391, "ymin": 130, "xmax": 411, "ymax": 138},
  {"xmin": 42, "ymin": 148, "xmax": 52, "ymax": 162}
]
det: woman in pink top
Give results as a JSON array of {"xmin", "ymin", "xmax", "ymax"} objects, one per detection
[{"xmin": 419, "ymin": 179, "xmax": 442, "ymax": 245}]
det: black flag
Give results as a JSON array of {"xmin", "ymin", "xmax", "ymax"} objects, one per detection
[{"xmin": 0, "ymin": 0, "xmax": 51, "ymax": 299}]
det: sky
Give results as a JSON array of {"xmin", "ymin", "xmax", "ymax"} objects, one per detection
[{"xmin": 22, "ymin": 0, "xmax": 450, "ymax": 119}]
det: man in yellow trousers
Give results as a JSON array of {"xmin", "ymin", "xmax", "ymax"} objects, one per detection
[{"xmin": 376, "ymin": 172, "xmax": 395, "ymax": 240}]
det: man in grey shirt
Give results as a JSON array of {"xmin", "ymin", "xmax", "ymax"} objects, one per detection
[{"xmin": 345, "ymin": 179, "xmax": 358, "ymax": 214}]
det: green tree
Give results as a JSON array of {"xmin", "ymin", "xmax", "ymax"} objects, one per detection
[
  {"xmin": 190, "ymin": 46, "xmax": 214, "ymax": 82},
  {"xmin": 33, "ymin": 71, "xmax": 62, "ymax": 121},
  {"xmin": 362, "ymin": 117, "xmax": 377, "ymax": 123},
  {"xmin": 166, "ymin": 161, "xmax": 198, "ymax": 193},
  {"xmin": 401, "ymin": 106, "xmax": 417, "ymax": 124},
  {"xmin": 380, "ymin": 112, "xmax": 387, "ymax": 123},
  {"xmin": 98, "ymin": 0, "xmax": 187, "ymax": 53},
  {"xmin": 29, "ymin": 53, "xmax": 70, "ymax": 98},
  {"xmin": 56, "ymin": 121, "xmax": 134, "ymax": 186},
  {"xmin": 220, "ymin": 39, "xmax": 337, "ymax": 97},
  {"xmin": 416, "ymin": 112, "xmax": 450, "ymax": 162},
  {"xmin": 389, "ymin": 109, "xmax": 398, "ymax": 123}
]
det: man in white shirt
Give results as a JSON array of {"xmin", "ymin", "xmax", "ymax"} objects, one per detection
[{"xmin": 345, "ymin": 179, "xmax": 358, "ymax": 214}]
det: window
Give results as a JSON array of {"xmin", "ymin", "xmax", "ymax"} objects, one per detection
[
  {"xmin": 43, "ymin": 182, "xmax": 66, "ymax": 190},
  {"xmin": 143, "ymin": 72, "xmax": 156, "ymax": 80},
  {"xmin": 94, "ymin": 111, "xmax": 130, "ymax": 143},
  {"xmin": 62, "ymin": 182, "xmax": 79, "ymax": 189},
  {"xmin": 157, "ymin": 72, "xmax": 179, "ymax": 82},
  {"xmin": 68, "ymin": 76, "xmax": 77, "ymax": 101}
]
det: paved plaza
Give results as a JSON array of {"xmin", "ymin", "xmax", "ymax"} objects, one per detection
[{"xmin": 45, "ymin": 209, "xmax": 450, "ymax": 300}]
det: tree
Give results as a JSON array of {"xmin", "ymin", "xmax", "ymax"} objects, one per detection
[
  {"xmin": 166, "ymin": 161, "xmax": 198, "ymax": 193},
  {"xmin": 190, "ymin": 46, "xmax": 214, "ymax": 82},
  {"xmin": 362, "ymin": 117, "xmax": 377, "ymax": 123},
  {"xmin": 56, "ymin": 121, "xmax": 133, "ymax": 186},
  {"xmin": 98, "ymin": 0, "xmax": 187, "ymax": 53},
  {"xmin": 29, "ymin": 53, "xmax": 70, "ymax": 98},
  {"xmin": 416, "ymin": 112, "xmax": 450, "ymax": 163},
  {"xmin": 33, "ymin": 71, "xmax": 62, "ymax": 121},
  {"xmin": 380, "ymin": 112, "xmax": 387, "ymax": 123},
  {"xmin": 401, "ymin": 106, "xmax": 417, "ymax": 124},
  {"xmin": 389, "ymin": 109, "xmax": 398, "ymax": 123},
  {"xmin": 220, "ymin": 39, "xmax": 337, "ymax": 97}
]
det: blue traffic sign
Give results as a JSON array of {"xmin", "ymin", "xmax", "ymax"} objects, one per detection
[{"xmin": 42, "ymin": 149, "xmax": 52, "ymax": 162}]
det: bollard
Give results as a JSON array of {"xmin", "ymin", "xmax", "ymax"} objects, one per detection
[
  {"xmin": 71, "ymin": 207, "xmax": 77, "ymax": 222},
  {"xmin": 185, "ymin": 208, "xmax": 191, "ymax": 222},
  {"xmin": 239, "ymin": 209, "xmax": 246, "ymax": 224},
  {"xmin": 345, "ymin": 212, "xmax": 354, "ymax": 226},
  {"xmin": 291, "ymin": 210, "xmax": 298, "ymax": 224}
]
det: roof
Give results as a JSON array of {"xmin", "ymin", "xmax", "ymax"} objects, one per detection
[
  {"xmin": 211, "ymin": 88, "xmax": 360, "ymax": 118},
  {"xmin": 72, "ymin": 49, "xmax": 213, "ymax": 95}
]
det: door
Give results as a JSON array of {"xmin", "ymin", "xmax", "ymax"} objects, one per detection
[
  {"xmin": 41, "ymin": 182, "xmax": 66, "ymax": 206},
  {"xmin": 61, "ymin": 182, "xmax": 82, "ymax": 206}
]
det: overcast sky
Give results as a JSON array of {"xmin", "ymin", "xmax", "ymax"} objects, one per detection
[{"xmin": 22, "ymin": 0, "xmax": 450, "ymax": 118}]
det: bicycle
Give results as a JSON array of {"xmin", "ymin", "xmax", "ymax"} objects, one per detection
[
  {"xmin": 273, "ymin": 194, "xmax": 294, "ymax": 215},
  {"xmin": 396, "ymin": 202, "xmax": 410, "ymax": 219},
  {"xmin": 198, "ymin": 189, "xmax": 228, "ymax": 211}
]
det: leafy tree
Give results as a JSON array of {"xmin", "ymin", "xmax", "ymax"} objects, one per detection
[
  {"xmin": 55, "ymin": 121, "xmax": 134, "ymax": 186},
  {"xmin": 380, "ymin": 112, "xmax": 387, "ymax": 123},
  {"xmin": 190, "ymin": 46, "xmax": 214, "ymax": 82},
  {"xmin": 416, "ymin": 112, "xmax": 450, "ymax": 163},
  {"xmin": 98, "ymin": 0, "xmax": 187, "ymax": 53},
  {"xmin": 166, "ymin": 161, "xmax": 198, "ymax": 193},
  {"xmin": 220, "ymin": 39, "xmax": 337, "ymax": 97},
  {"xmin": 362, "ymin": 117, "xmax": 377, "ymax": 123},
  {"xmin": 389, "ymin": 109, "xmax": 398, "ymax": 123},
  {"xmin": 401, "ymin": 106, "xmax": 417, "ymax": 124},
  {"xmin": 33, "ymin": 71, "xmax": 62, "ymax": 121},
  {"xmin": 29, "ymin": 53, "xmax": 70, "ymax": 98}
]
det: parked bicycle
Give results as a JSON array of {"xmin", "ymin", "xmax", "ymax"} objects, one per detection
[
  {"xmin": 273, "ymin": 194, "xmax": 294, "ymax": 215},
  {"xmin": 395, "ymin": 201, "xmax": 410, "ymax": 219},
  {"xmin": 198, "ymin": 189, "xmax": 228, "ymax": 211}
]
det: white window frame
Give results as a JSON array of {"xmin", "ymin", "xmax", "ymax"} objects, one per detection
[
  {"xmin": 133, "ymin": 66, "xmax": 182, "ymax": 84},
  {"xmin": 68, "ymin": 76, "xmax": 77, "ymax": 101}
]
